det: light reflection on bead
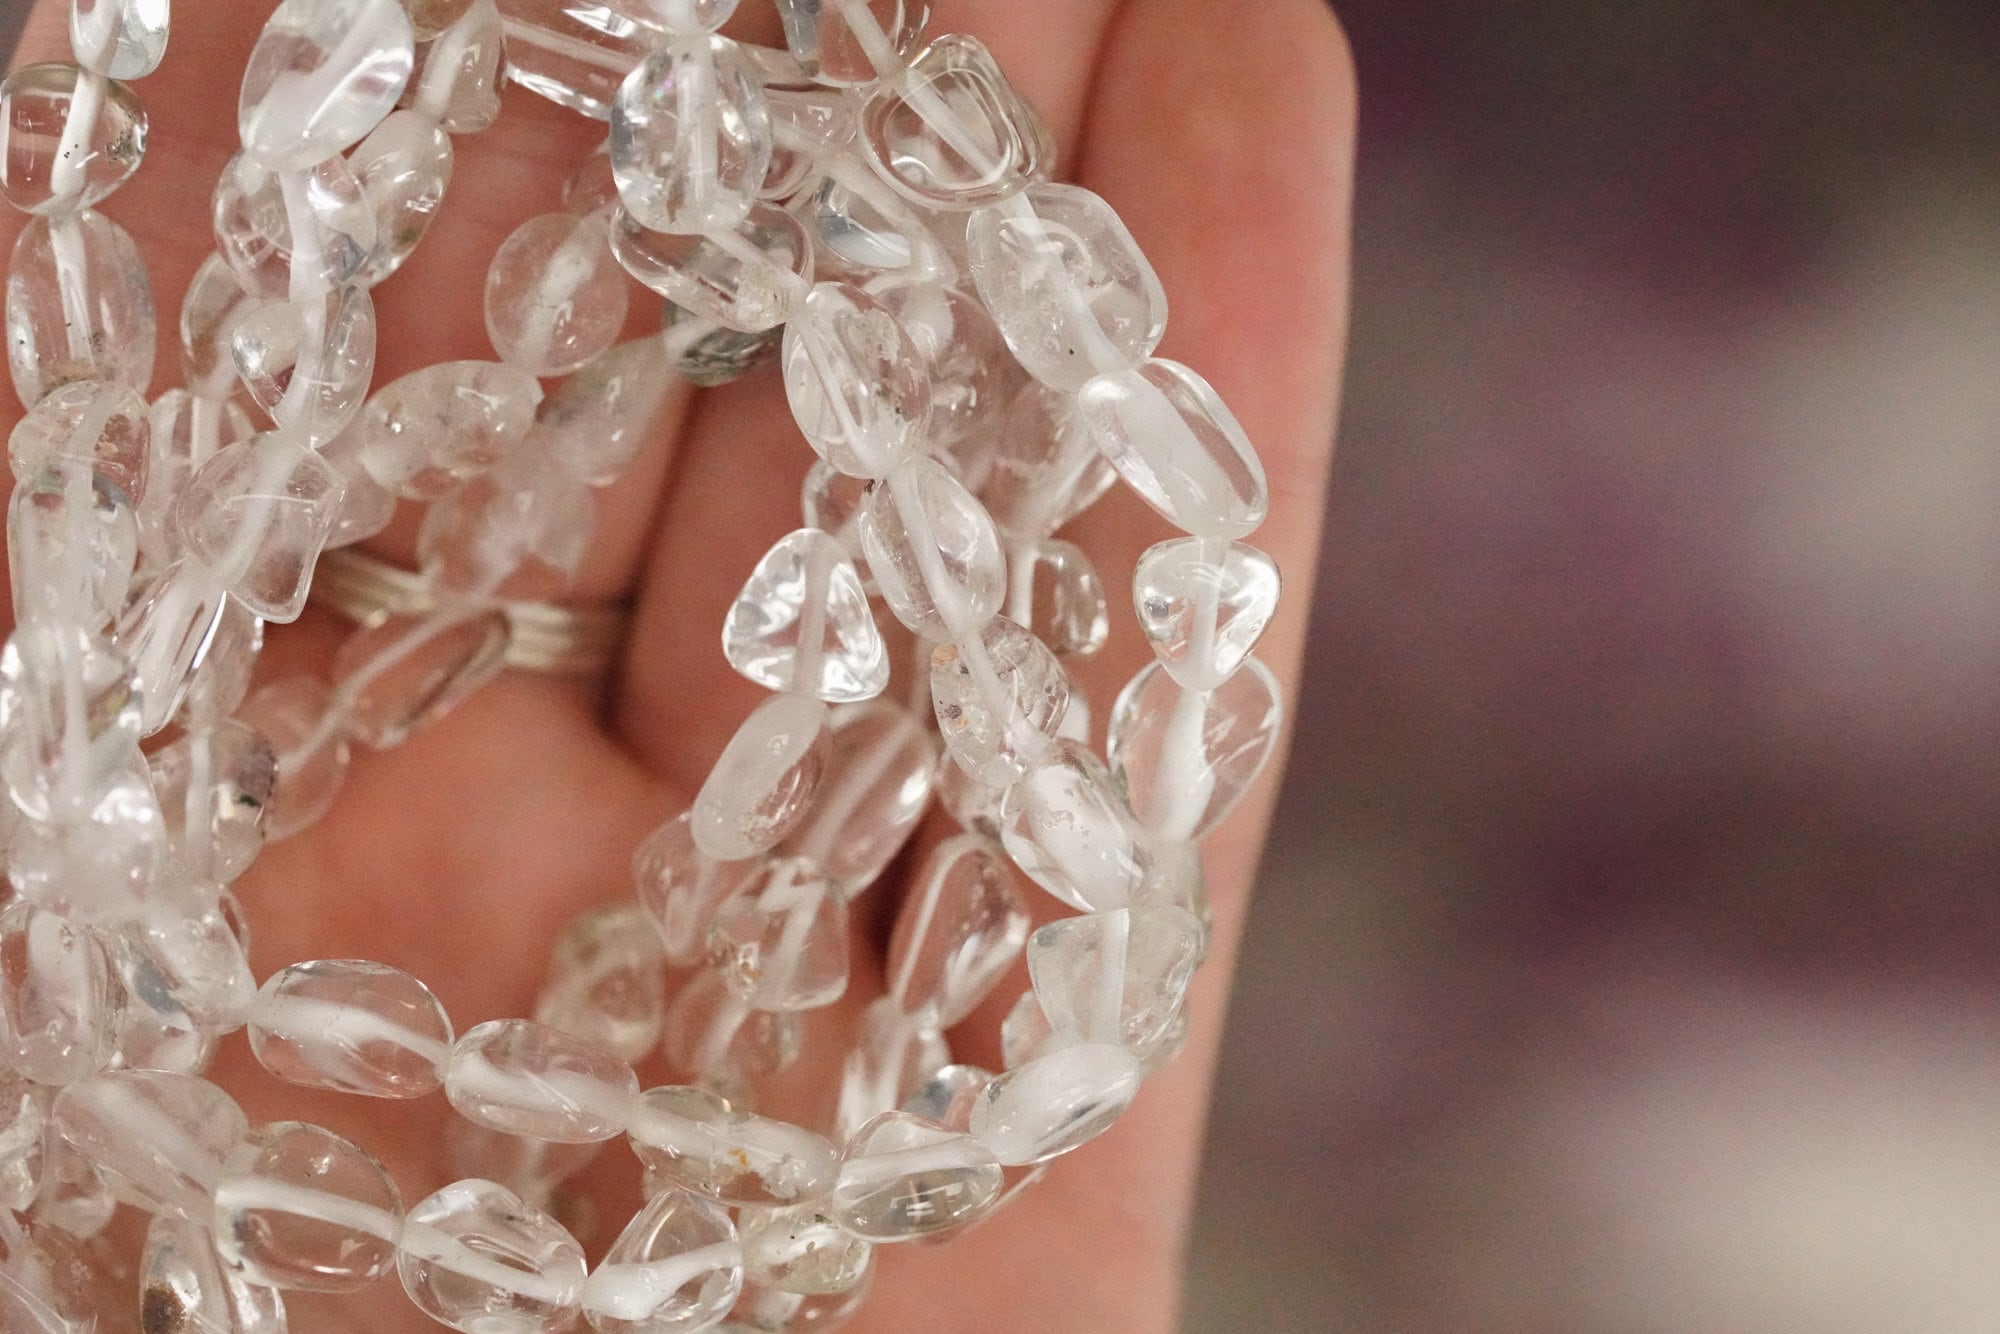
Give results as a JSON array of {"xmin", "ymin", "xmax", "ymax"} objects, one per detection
[{"xmin": 830, "ymin": 1111, "xmax": 1001, "ymax": 1243}]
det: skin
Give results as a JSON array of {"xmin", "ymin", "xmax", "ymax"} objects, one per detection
[{"xmin": 2, "ymin": 1, "xmax": 1354, "ymax": 1330}]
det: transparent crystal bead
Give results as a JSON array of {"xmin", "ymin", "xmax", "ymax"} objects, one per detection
[
  {"xmin": 239, "ymin": 0, "xmax": 416, "ymax": 172},
  {"xmin": 410, "ymin": 0, "xmax": 503, "ymax": 132},
  {"xmin": 398, "ymin": 1178, "xmax": 587, "ymax": 1334},
  {"xmin": 141, "ymin": 393, "xmax": 259, "ymax": 568},
  {"xmin": 609, "ymin": 36, "xmax": 770, "ymax": 237},
  {"xmin": 999, "ymin": 740, "xmax": 1152, "ymax": 913},
  {"xmin": 7, "ymin": 376, "xmax": 149, "ymax": 501},
  {"xmin": 416, "ymin": 449, "xmax": 596, "ymax": 596},
  {"xmin": 116, "ymin": 561, "xmax": 227, "ymax": 735},
  {"xmin": 4, "ymin": 755, "xmax": 164, "ymax": 917},
  {"xmin": 349, "ymin": 109, "xmax": 454, "ymax": 287},
  {"xmin": 174, "ymin": 599, "xmax": 264, "ymax": 727},
  {"xmin": 212, "ymin": 152, "xmax": 377, "ymax": 302},
  {"xmin": 775, "ymin": 0, "xmax": 927, "ymax": 88},
  {"xmin": 141, "ymin": 1211, "xmax": 288, "ymax": 1334},
  {"xmin": 179, "ymin": 255, "xmax": 262, "ymax": 397},
  {"xmin": 150, "ymin": 719, "xmax": 277, "ymax": 883},
  {"xmin": 661, "ymin": 299, "xmax": 784, "ymax": 386},
  {"xmin": 885, "ymin": 835, "xmax": 1027, "ymax": 1027},
  {"xmin": 0, "ymin": 622, "xmax": 141, "ymax": 821},
  {"xmin": 859, "ymin": 35, "xmax": 1049, "ymax": 210},
  {"xmin": 802, "ymin": 173, "xmax": 942, "ymax": 282},
  {"xmin": 834, "ymin": 998, "xmax": 946, "ymax": 1142},
  {"xmin": 51, "ymin": 1070, "xmax": 246, "ymax": 1219},
  {"xmin": 799, "ymin": 460, "xmax": 869, "ymax": 584},
  {"xmin": 724, "ymin": 529, "xmax": 885, "ymax": 704},
  {"xmin": 171, "ymin": 434, "xmax": 344, "ymax": 623},
  {"xmin": 929, "ymin": 618, "xmax": 1070, "ymax": 789},
  {"xmin": 737, "ymin": 1203, "xmax": 868, "ymax": 1298},
  {"xmin": 582, "ymin": 1186, "xmax": 742, "ymax": 1333},
  {"xmin": 0, "ymin": 1078, "xmax": 48, "ymax": 1212},
  {"xmin": 981, "ymin": 383, "xmax": 1114, "ymax": 540},
  {"xmin": 998, "ymin": 989, "xmax": 1051, "ymax": 1069},
  {"xmin": 691, "ymin": 694, "xmax": 830, "ymax": 862},
  {"xmin": 485, "ymin": 211, "xmax": 629, "ymax": 376},
  {"xmin": 6, "ymin": 210, "xmax": 156, "ymax": 408},
  {"xmin": 707, "ymin": 864, "xmax": 848, "ymax": 1012},
  {"xmin": 867, "ymin": 277, "xmax": 1016, "ymax": 454},
  {"xmin": 248, "ymin": 958, "xmax": 452, "ymax": 1098},
  {"xmin": 212, "ymin": 1119, "xmax": 402, "ymax": 1292},
  {"xmin": 353, "ymin": 359, "xmax": 542, "ymax": 499},
  {"xmin": 627, "ymin": 1085, "xmax": 839, "ymax": 1207},
  {"xmin": 230, "ymin": 286, "xmax": 376, "ymax": 446},
  {"xmin": 1078, "ymin": 359, "xmax": 1269, "ymax": 539},
  {"xmin": 632, "ymin": 812, "xmax": 761, "ymax": 968},
  {"xmin": 238, "ymin": 675, "xmax": 349, "ymax": 840},
  {"xmin": 0, "ymin": 905, "xmax": 117, "ymax": 1086},
  {"xmin": 760, "ymin": 88, "xmax": 850, "ymax": 202},
  {"xmin": 968, "ymin": 1042, "xmax": 1142, "ymax": 1166},
  {"xmin": 1109, "ymin": 657, "xmax": 1282, "ymax": 841},
  {"xmin": 72, "ymin": 0, "xmax": 171, "ymax": 80},
  {"xmin": 494, "ymin": 0, "xmax": 647, "ymax": 120},
  {"xmin": 722, "ymin": 1281, "xmax": 869, "ymax": 1333},
  {"xmin": 900, "ymin": 1063, "xmax": 992, "ymax": 1134},
  {"xmin": 331, "ymin": 607, "xmax": 510, "ymax": 747},
  {"xmin": 611, "ymin": 203, "xmax": 810, "ymax": 333},
  {"xmin": 782, "ymin": 282, "xmax": 931, "ymax": 479},
  {"xmin": 30, "ymin": 1140, "xmax": 115, "ymax": 1240},
  {"xmin": 534, "ymin": 904, "xmax": 668, "ymax": 1065},
  {"xmin": 443, "ymin": 1120, "xmax": 601, "ymax": 1212},
  {"xmin": 129, "ymin": 896, "xmax": 257, "ymax": 1034},
  {"xmin": 1135, "ymin": 536, "xmax": 1279, "ymax": 688},
  {"xmin": 1027, "ymin": 906, "xmax": 1201, "ymax": 1067},
  {"xmin": 0, "ymin": 63, "xmax": 147, "ymax": 216},
  {"xmin": 859, "ymin": 455, "xmax": 1003, "ymax": 639},
  {"xmin": 830, "ymin": 1112, "xmax": 1001, "ymax": 1243},
  {"xmin": 1021, "ymin": 539, "xmax": 1107, "ymax": 658},
  {"xmin": 661, "ymin": 971, "xmax": 801, "ymax": 1085},
  {"xmin": 109, "ymin": 939, "xmax": 216, "ymax": 1075},
  {"xmin": 537, "ymin": 337, "xmax": 673, "ymax": 486},
  {"xmin": 446, "ymin": 1019, "xmax": 639, "ymax": 1143},
  {"xmin": 778, "ymin": 701, "xmax": 936, "ymax": 896}
]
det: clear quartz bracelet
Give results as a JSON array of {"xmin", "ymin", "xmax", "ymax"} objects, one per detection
[{"xmin": 0, "ymin": 0, "xmax": 1288, "ymax": 1330}]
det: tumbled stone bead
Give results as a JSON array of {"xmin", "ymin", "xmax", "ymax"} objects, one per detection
[
  {"xmin": 900, "ymin": 1063, "xmax": 993, "ymax": 1134},
  {"xmin": 10, "ymin": 464, "xmax": 138, "ymax": 631},
  {"xmin": 248, "ymin": 958, "xmax": 453, "ymax": 1098},
  {"xmin": 0, "ymin": 1078, "xmax": 49, "ymax": 1211},
  {"xmin": 724, "ymin": 528, "xmax": 886, "ymax": 704},
  {"xmin": 494, "ymin": 0, "xmax": 647, "ymax": 119},
  {"xmin": 999, "ymin": 740, "xmax": 1153, "ymax": 912},
  {"xmin": 1027, "ymin": 906, "xmax": 1201, "ymax": 1067},
  {"xmin": 212, "ymin": 152, "xmax": 378, "ymax": 302},
  {"xmin": 609, "ymin": 36, "xmax": 770, "ymax": 237},
  {"xmin": 72, "ymin": 0, "xmax": 171, "ymax": 80},
  {"xmin": 661, "ymin": 301, "xmax": 785, "ymax": 388},
  {"xmin": 0, "ymin": 63, "xmax": 146, "ymax": 216},
  {"xmin": 402, "ymin": 0, "xmax": 477, "ymax": 40},
  {"xmin": 353, "ymin": 359, "xmax": 542, "ymax": 499},
  {"xmin": 52, "ymin": 1070, "xmax": 247, "ymax": 1219},
  {"xmin": 778, "ymin": 701, "xmax": 937, "ymax": 896},
  {"xmin": 0, "ymin": 1220, "xmax": 111, "ymax": 1327},
  {"xmin": 736, "ymin": 1203, "xmax": 869, "ymax": 1298},
  {"xmin": 173, "ymin": 597, "xmax": 264, "ymax": 726},
  {"xmin": 929, "ymin": 617, "xmax": 1070, "ymax": 789},
  {"xmin": 627, "ymin": 1084, "xmax": 839, "ymax": 1207},
  {"xmin": 444, "ymin": 1119, "xmax": 602, "ymax": 1211},
  {"xmin": 212, "ymin": 1119, "xmax": 403, "ymax": 1292},
  {"xmin": 30, "ymin": 1140, "xmax": 115, "ymax": 1239},
  {"xmin": 171, "ymin": 433, "xmax": 345, "ymax": 623},
  {"xmin": 708, "ymin": 864, "xmax": 849, "ymax": 1012},
  {"xmin": 398, "ymin": 1178, "xmax": 587, "ymax": 1334},
  {"xmin": 611, "ymin": 203, "xmax": 810, "ymax": 332},
  {"xmin": 410, "ymin": 0, "xmax": 503, "ymax": 132},
  {"xmin": 633, "ymin": 811, "xmax": 761, "ymax": 968},
  {"xmin": 231, "ymin": 286, "xmax": 376, "ymax": 446},
  {"xmin": 179, "ymin": 254, "xmax": 262, "ymax": 397},
  {"xmin": 6, "ymin": 210, "xmax": 156, "ymax": 408},
  {"xmin": 1134, "ymin": 537, "xmax": 1280, "ymax": 692},
  {"xmin": 534, "ymin": 904, "xmax": 668, "ymax": 1065},
  {"xmin": 416, "ymin": 449, "xmax": 595, "ymax": 595},
  {"xmin": 0, "ymin": 903, "xmax": 117, "ymax": 1086},
  {"xmin": 968, "ymin": 1042, "xmax": 1143, "ymax": 1166},
  {"xmin": 0, "ymin": 621, "xmax": 141, "ymax": 821},
  {"xmin": 141, "ymin": 392, "xmax": 257, "ymax": 567},
  {"xmin": 238, "ymin": 675, "xmax": 350, "ymax": 840},
  {"xmin": 801, "ymin": 172, "xmax": 946, "ymax": 283},
  {"xmin": 446, "ymin": 1019, "xmax": 640, "ymax": 1144},
  {"xmin": 7, "ymin": 376, "xmax": 149, "ymax": 501},
  {"xmin": 661, "ymin": 971, "xmax": 801, "ymax": 1085},
  {"xmin": 830, "ymin": 1111, "xmax": 1001, "ymax": 1243},
  {"xmin": 868, "ymin": 277, "xmax": 1018, "ymax": 454},
  {"xmin": 1023, "ymin": 539, "xmax": 1109, "ymax": 659},
  {"xmin": 238, "ymin": 0, "xmax": 415, "ymax": 172},
  {"xmin": 980, "ymin": 380, "xmax": 1115, "ymax": 539},
  {"xmin": 691, "ymin": 694, "xmax": 831, "ymax": 862},
  {"xmin": 722, "ymin": 1280, "xmax": 870, "ymax": 1333},
  {"xmin": 109, "ymin": 939, "xmax": 217, "ymax": 1076},
  {"xmin": 150, "ymin": 719, "xmax": 277, "ymax": 884},
  {"xmin": 349, "ymin": 108, "xmax": 454, "ymax": 287},
  {"xmin": 860, "ymin": 455, "xmax": 1005, "ymax": 639},
  {"xmin": 129, "ymin": 896, "xmax": 258, "ymax": 1034},
  {"xmin": 583, "ymin": 1185, "xmax": 742, "ymax": 1333},
  {"xmin": 775, "ymin": 0, "xmax": 926, "ymax": 87},
  {"xmin": 1109, "ymin": 657, "xmax": 1283, "ymax": 841},
  {"xmin": 760, "ymin": 88, "xmax": 849, "ymax": 202},
  {"xmin": 334, "ymin": 607, "xmax": 512, "ymax": 747},
  {"xmin": 1079, "ymin": 358, "xmax": 1270, "ymax": 539},
  {"xmin": 860, "ymin": 35, "xmax": 1050, "ymax": 210},
  {"xmin": 799, "ymin": 460, "xmax": 869, "ymax": 581},
  {"xmin": 116, "ymin": 561, "xmax": 227, "ymax": 735},
  {"xmin": 885, "ymin": 835, "xmax": 1027, "ymax": 1028},
  {"xmin": 997, "ymin": 990, "xmax": 1052, "ymax": 1070},
  {"xmin": 834, "ymin": 998, "xmax": 947, "ymax": 1142},
  {"xmin": 4, "ymin": 756, "xmax": 164, "ymax": 918},
  {"xmin": 485, "ymin": 211, "xmax": 629, "ymax": 376},
  {"xmin": 782, "ymin": 282, "xmax": 931, "ymax": 479},
  {"xmin": 537, "ymin": 337, "xmax": 674, "ymax": 486},
  {"xmin": 142, "ymin": 1211, "xmax": 289, "ymax": 1334}
]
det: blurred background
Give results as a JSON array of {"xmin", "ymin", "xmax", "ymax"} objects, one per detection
[{"xmin": 1186, "ymin": 2, "xmax": 2000, "ymax": 1329}]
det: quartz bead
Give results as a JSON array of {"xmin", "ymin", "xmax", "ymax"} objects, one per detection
[
  {"xmin": 859, "ymin": 455, "xmax": 1004, "ymax": 638},
  {"xmin": 611, "ymin": 203, "xmax": 811, "ymax": 333},
  {"xmin": 999, "ymin": 741, "xmax": 1152, "ymax": 912},
  {"xmin": 935, "ymin": 755, "xmax": 1003, "ymax": 838},
  {"xmin": 724, "ymin": 528, "xmax": 886, "ymax": 704},
  {"xmin": 778, "ymin": 701, "xmax": 937, "ymax": 896},
  {"xmin": 968, "ymin": 1043, "xmax": 1143, "ymax": 1166},
  {"xmin": 4, "ymin": 756, "xmax": 164, "ymax": 917},
  {"xmin": 534, "ymin": 905, "xmax": 669, "ymax": 1065},
  {"xmin": 0, "ymin": 904, "xmax": 117, "ymax": 1086},
  {"xmin": 179, "ymin": 255, "xmax": 263, "ymax": 397},
  {"xmin": 707, "ymin": 864, "xmax": 849, "ymax": 1012},
  {"xmin": 444, "ymin": 1120, "xmax": 601, "ymax": 1211},
  {"xmin": 0, "ymin": 63, "xmax": 147, "ymax": 216},
  {"xmin": 782, "ymin": 282, "xmax": 931, "ymax": 479},
  {"xmin": 979, "ymin": 380, "xmax": 1115, "ymax": 539},
  {"xmin": 212, "ymin": 152, "xmax": 377, "ymax": 302},
  {"xmin": 582, "ymin": 1186, "xmax": 742, "ymax": 1333},
  {"xmin": 0, "ymin": 1078, "xmax": 49, "ymax": 1212},
  {"xmin": 238, "ymin": 675, "xmax": 350, "ymax": 840},
  {"xmin": 997, "ymin": 989, "xmax": 1051, "ymax": 1069},
  {"xmin": 1027, "ymin": 906, "xmax": 1201, "ymax": 1066},
  {"xmin": 230, "ymin": 286, "xmax": 376, "ymax": 445},
  {"xmin": 349, "ymin": 109, "xmax": 454, "ymax": 287},
  {"xmin": 398, "ymin": 1178, "xmax": 587, "ymax": 1334},
  {"xmin": 212, "ymin": 1120, "xmax": 402, "ymax": 1292},
  {"xmin": 485, "ymin": 212, "xmax": 629, "ymax": 376},
  {"xmin": 609, "ymin": 37, "xmax": 771, "ymax": 237},
  {"xmin": 929, "ymin": 617, "xmax": 1070, "ymax": 789},
  {"xmin": 885, "ymin": 835, "xmax": 1027, "ymax": 1027},
  {"xmin": 353, "ymin": 359, "xmax": 542, "ymax": 499},
  {"xmin": 661, "ymin": 972, "xmax": 801, "ymax": 1086},
  {"xmin": 860, "ymin": 35, "xmax": 1050, "ymax": 210},
  {"xmin": 799, "ymin": 460, "xmax": 870, "ymax": 583},
  {"xmin": 171, "ymin": 433, "xmax": 345, "ymax": 622},
  {"xmin": 761, "ymin": 89, "xmax": 850, "ymax": 202},
  {"xmin": 627, "ymin": 1085, "xmax": 839, "ymax": 1207},
  {"xmin": 1025, "ymin": 539, "xmax": 1109, "ymax": 658},
  {"xmin": 0, "ymin": 1222, "xmax": 111, "ymax": 1329},
  {"xmin": 141, "ymin": 1212, "xmax": 289, "ymax": 1334},
  {"xmin": 691, "ymin": 694, "xmax": 831, "ymax": 862},
  {"xmin": 52, "ymin": 1070, "xmax": 246, "ymax": 1219},
  {"xmin": 1108, "ymin": 657, "xmax": 1283, "ymax": 841},
  {"xmin": 661, "ymin": 299, "xmax": 783, "ymax": 386},
  {"xmin": 141, "ymin": 392, "xmax": 258, "ymax": 567},
  {"xmin": 130, "ymin": 897, "xmax": 258, "ymax": 1034},
  {"xmin": 0, "ymin": 622, "xmax": 141, "ymax": 821},
  {"xmin": 538, "ymin": 337, "xmax": 674, "ymax": 486},
  {"xmin": 900, "ymin": 1063, "xmax": 992, "ymax": 1134},
  {"xmin": 446, "ymin": 1019, "xmax": 640, "ymax": 1144},
  {"xmin": 1078, "ymin": 359, "xmax": 1270, "ymax": 539},
  {"xmin": 31, "ymin": 1141, "xmax": 116, "ymax": 1239},
  {"xmin": 830, "ymin": 1112, "xmax": 1001, "ymax": 1243},
  {"xmin": 173, "ymin": 597, "xmax": 264, "ymax": 726},
  {"xmin": 402, "ymin": 0, "xmax": 477, "ymax": 40},
  {"xmin": 563, "ymin": 146, "xmax": 620, "ymax": 217},
  {"xmin": 775, "ymin": 0, "xmax": 927, "ymax": 87},
  {"xmin": 416, "ymin": 449, "xmax": 596, "ymax": 595},
  {"xmin": 72, "ymin": 0, "xmax": 171, "ymax": 80},
  {"xmin": 722, "ymin": 1281, "xmax": 870, "ymax": 1333},
  {"xmin": 633, "ymin": 812, "xmax": 762, "ymax": 968},
  {"xmin": 1133, "ymin": 537, "xmax": 1280, "ymax": 692},
  {"xmin": 116, "ymin": 561, "xmax": 227, "ymax": 735},
  {"xmin": 411, "ymin": 0, "xmax": 503, "ymax": 132},
  {"xmin": 238, "ymin": 0, "xmax": 416, "ymax": 172},
  {"xmin": 869, "ymin": 277, "xmax": 1016, "ymax": 453},
  {"xmin": 149, "ymin": 719, "xmax": 277, "ymax": 884},
  {"xmin": 834, "ymin": 999, "xmax": 947, "ymax": 1142},
  {"xmin": 494, "ymin": 0, "xmax": 649, "ymax": 120},
  {"xmin": 332, "ymin": 608, "xmax": 511, "ymax": 747},
  {"xmin": 737, "ymin": 1203, "xmax": 869, "ymax": 1297},
  {"xmin": 6, "ymin": 210, "xmax": 156, "ymax": 407},
  {"xmin": 109, "ymin": 940, "xmax": 216, "ymax": 1075},
  {"xmin": 248, "ymin": 958, "xmax": 453, "ymax": 1098},
  {"xmin": 802, "ymin": 173, "xmax": 941, "ymax": 282},
  {"xmin": 7, "ymin": 376, "xmax": 149, "ymax": 501}
]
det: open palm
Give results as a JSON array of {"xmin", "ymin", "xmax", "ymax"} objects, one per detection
[{"xmin": 2, "ymin": 2, "xmax": 1353, "ymax": 1330}]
